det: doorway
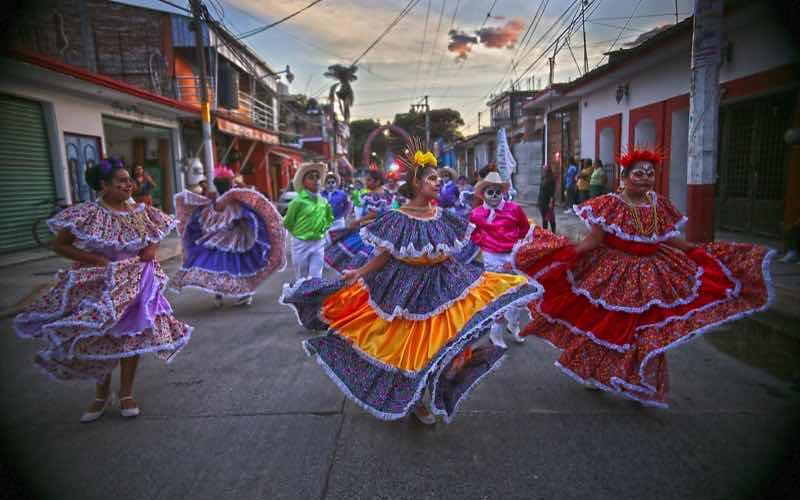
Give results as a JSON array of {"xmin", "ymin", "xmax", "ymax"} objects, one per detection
[{"xmin": 716, "ymin": 92, "xmax": 793, "ymax": 237}]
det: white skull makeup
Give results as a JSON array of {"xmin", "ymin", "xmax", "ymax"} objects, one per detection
[
  {"xmin": 629, "ymin": 161, "xmax": 656, "ymax": 180},
  {"xmin": 483, "ymin": 185, "xmax": 504, "ymax": 208},
  {"xmin": 325, "ymin": 176, "xmax": 338, "ymax": 191}
]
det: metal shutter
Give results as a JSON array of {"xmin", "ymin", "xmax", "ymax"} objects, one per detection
[{"xmin": 0, "ymin": 94, "xmax": 57, "ymax": 253}]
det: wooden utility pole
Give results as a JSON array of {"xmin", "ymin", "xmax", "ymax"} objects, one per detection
[
  {"xmin": 686, "ymin": 0, "xmax": 723, "ymax": 242},
  {"xmin": 581, "ymin": 0, "xmax": 588, "ymax": 74},
  {"xmin": 189, "ymin": 0, "xmax": 216, "ymax": 190}
]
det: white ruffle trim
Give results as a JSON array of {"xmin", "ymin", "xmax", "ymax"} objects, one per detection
[
  {"xmin": 565, "ymin": 264, "xmax": 705, "ymax": 313},
  {"xmin": 360, "ymin": 272, "xmax": 487, "ymax": 322},
  {"xmin": 303, "ymin": 284, "xmax": 540, "ymax": 422},
  {"xmin": 48, "ymin": 213, "xmax": 177, "ymax": 253},
  {"xmin": 573, "ymin": 195, "xmax": 687, "ymax": 243},
  {"xmin": 359, "ymin": 221, "xmax": 476, "ymax": 259}
]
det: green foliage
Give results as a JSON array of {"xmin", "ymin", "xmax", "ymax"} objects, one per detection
[{"xmin": 392, "ymin": 108, "xmax": 465, "ymax": 145}]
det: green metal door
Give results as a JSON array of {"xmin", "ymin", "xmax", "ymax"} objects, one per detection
[{"xmin": 0, "ymin": 94, "xmax": 57, "ymax": 253}]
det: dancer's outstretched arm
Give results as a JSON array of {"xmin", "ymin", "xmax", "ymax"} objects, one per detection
[
  {"xmin": 574, "ymin": 225, "xmax": 604, "ymax": 255},
  {"xmin": 341, "ymin": 250, "xmax": 391, "ymax": 284}
]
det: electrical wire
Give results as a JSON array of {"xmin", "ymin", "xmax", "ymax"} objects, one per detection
[
  {"xmin": 236, "ymin": 0, "xmax": 325, "ymax": 40},
  {"xmin": 156, "ymin": 0, "xmax": 191, "ymax": 14},
  {"xmin": 352, "ymin": 0, "xmax": 421, "ymax": 65},
  {"xmin": 419, "ymin": 0, "xmax": 448, "ymax": 98},
  {"xmin": 412, "ymin": 0, "xmax": 433, "ymax": 100},
  {"xmin": 592, "ymin": 0, "xmax": 644, "ymax": 69}
]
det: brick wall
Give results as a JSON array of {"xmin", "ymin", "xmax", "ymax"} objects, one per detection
[{"xmin": 11, "ymin": 0, "xmax": 175, "ymax": 97}]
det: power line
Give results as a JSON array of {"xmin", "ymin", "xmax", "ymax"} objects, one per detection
[
  {"xmin": 420, "ymin": 0, "xmax": 448, "ymax": 98},
  {"xmin": 236, "ymin": 0, "xmax": 325, "ymax": 40},
  {"xmin": 352, "ymin": 0, "xmax": 421, "ymax": 65},
  {"xmin": 586, "ymin": 19, "xmax": 648, "ymax": 33},
  {"xmin": 412, "ymin": 0, "xmax": 433, "ymax": 100},
  {"xmin": 156, "ymin": 0, "xmax": 190, "ymax": 14},
  {"xmin": 593, "ymin": 0, "xmax": 644, "ymax": 69}
]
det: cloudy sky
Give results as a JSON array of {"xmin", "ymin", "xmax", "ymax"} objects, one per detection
[{"xmin": 121, "ymin": 0, "xmax": 694, "ymax": 134}]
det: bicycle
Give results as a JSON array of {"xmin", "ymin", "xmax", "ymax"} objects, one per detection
[{"xmin": 32, "ymin": 198, "xmax": 70, "ymax": 249}]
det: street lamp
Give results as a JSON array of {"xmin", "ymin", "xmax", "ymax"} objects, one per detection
[{"xmin": 272, "ymin": 64, "xmax": 295, "ymax": 84}]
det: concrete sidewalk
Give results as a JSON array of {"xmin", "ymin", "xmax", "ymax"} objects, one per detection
[{"xmin": 0, "ymin": 234, "xmax": 182, "ymax": 318}]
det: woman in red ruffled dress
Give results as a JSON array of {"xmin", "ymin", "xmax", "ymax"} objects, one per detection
[{"xmin": 513, "ymin": 148, "xmax": 774, "ymax": 407}]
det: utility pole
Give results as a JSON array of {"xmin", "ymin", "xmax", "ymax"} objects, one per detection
[
  {"xmin": 477, "ymin": 112, "xmax": 482, "ymax": 132},
  {"xmin": 686, "ymin": 0, "xmax": 723, "ymax": 242},
  {"xmin": 581, "ymin": 0, "xmax": 588, "ymax": 74},
  {"xmin": 189, "ymin": 0, "xmax": 216, "ymax": 190},
  {"xmin": 675, "ymin": 0, "xmax": 679, "ymax": 24},
  {"xmin": 424, "ymin": 95, "xmax": 431, "ymax": 150}
]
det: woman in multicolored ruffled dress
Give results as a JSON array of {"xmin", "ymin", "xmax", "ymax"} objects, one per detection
[
  {"xmin": 324, "ymin": 169, "xmax": 394, "ymax": 273},
  {"xmin": 171, "ymin": 165, "xmax": 285, "ymax": 307},
  {"xmin": 14, "ymin": 160, "xmax": 192, "ymax": 422},
  {"xmin": 280, "ymin": 149, "xmax": 542, "ymax": 424},
  {"xmin": 513, "ymin": 148, "xmax": 774, "ymax": 407}
]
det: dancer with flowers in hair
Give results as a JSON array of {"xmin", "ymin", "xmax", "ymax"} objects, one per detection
[
  {"xmin": 171, "ymin": 164, "xmax": 286, "ymax": 307},
  {"xmin": 470, "ymin": 171, "xmax": 531, "ymax": 348},
  {"xmin": 280, "ymin": 146, "xmax": 542, "ymax": 424},
  {"xmin": 513, "ymin": 148, "xmax": 774, "ymax": 407},
  {"xmin": 14, "ymin": 159, "xmax": 192, "ymax": 422}
]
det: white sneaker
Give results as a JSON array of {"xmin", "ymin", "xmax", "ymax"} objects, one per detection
[
  {"xmin": 779, "ymin": 250, "xmax": 798, "ymax": 263},
  {"xmin": 489, "ymin": 323, "xmax": 508, "ymax": 349},
  {"xmin": 562, "ymin": 209, "xmax": 572, "ymax": 215}
]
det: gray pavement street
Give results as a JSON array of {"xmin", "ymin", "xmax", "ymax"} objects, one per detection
[{"xmin": 1, "ymin": 220, "xmax": 799, "ymax": 500}]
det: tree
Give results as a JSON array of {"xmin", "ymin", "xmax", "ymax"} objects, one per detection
[
  {"xmin": 393, "ymin": 108, "xmax": 465, "ymax": 146},
  {"xmin": 323, "ymin": 64, "xmax": 358, "ymax": 122}
]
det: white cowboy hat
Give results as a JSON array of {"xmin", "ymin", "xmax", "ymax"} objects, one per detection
[
  {"xmin": 438, "ymin": 166, "xmax": 458, "ymax": 181},
  {"xmin": 323, "ymin": 170, "xmax": 341, "ymax": 184},
  {"xmin": 292, "ymin": 162, "xmax": 327, "ymax": 192},
  {"xmin": 474, "ymin": 171, "xmax": 510, "ymax": 198}
]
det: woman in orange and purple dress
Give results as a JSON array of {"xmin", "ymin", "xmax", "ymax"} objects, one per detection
[
  {"xmin": 281, "ymin": 149, "xmax": 542, "ymax": 424},
  {"xmin": 512, "ymin": 148, "xmax": 774, "ymax": 407}
]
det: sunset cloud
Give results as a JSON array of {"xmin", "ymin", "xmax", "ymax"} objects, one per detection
[{"xmin": 447, "ymin": 18, "xmax": 526, "ymax": 60}]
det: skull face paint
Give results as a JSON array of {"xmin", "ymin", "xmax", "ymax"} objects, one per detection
[
  {"xmin": 325, "ymin": 175, "xmax": 339, "ymax": 192},
  {"xmin": 483, "ymin": 185, "xmax": 504, "ymax": 208}
]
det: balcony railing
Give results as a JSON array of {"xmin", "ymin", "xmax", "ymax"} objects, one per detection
[{"xmin": 174, "ymin": 75, "xmax": 276, "ymax": 132}]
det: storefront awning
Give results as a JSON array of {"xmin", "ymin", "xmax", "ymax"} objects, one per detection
[{"xmin": 217, "ymin": 117, "xmax": 278, "ymax": 144}]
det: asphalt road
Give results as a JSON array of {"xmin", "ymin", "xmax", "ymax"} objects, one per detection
[{"xmin": 1, "ymin": 257, "xmax": 798, "ymax": 500}]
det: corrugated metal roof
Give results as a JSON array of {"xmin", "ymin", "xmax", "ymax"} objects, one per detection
[{"xmin": 171, "ymin": 14, "xmax": 210, "ymax": 48}]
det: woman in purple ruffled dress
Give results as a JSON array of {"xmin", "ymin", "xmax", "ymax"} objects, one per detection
[
  {"xmin": 14, "ymin": 160, "xmax": 193, "ymax": 422},
  {"xmin": 171, "ymin": 165, "xmax": 286, "ymax": 307}
]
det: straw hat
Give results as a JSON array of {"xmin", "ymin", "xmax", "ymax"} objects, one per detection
[
  {"xmin": 474, "ymin": 171, "xmax": 510, "ymax": 198},
  {"xmin": 439, "ymin": 166, "xmax": 458, "ymax": 181},
  {"xmin": 292, "ymin": 162, "xmax": 327, "ymax": 192}
]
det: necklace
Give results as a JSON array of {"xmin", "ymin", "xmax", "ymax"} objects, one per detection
[{"xmin": 622, "ymin": 192, "xmax": 660, "ymax": 235}]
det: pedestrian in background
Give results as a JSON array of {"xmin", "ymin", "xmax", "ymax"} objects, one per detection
[
  {"xmin": 577, "ymin": 158, "xmax": 593, "ymax": 203},
  {"xmin": 563, "ymin": 157, "xmax": 578, "ymax": 213},
  {"xmin": 590, "ymin": 159, "xmax": 607, "ymax": 198},
  {"xmin": 538, "ymin": 164, "xmax": 557, "ymax": 232},
  {"xmin": 132, "ymin": 164, "xmax": 157, "ymax": 206}
]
